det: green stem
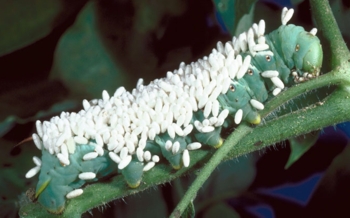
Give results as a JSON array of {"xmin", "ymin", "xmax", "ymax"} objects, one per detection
[
  {"xmin": 228, "ymin": 86, "xmax": 350, "ymax": 159},
  {"xmin": 260, "ymin": 69, "xmax": 342, "ymax": 117},
  {"xmin": 310, "ymin": 0, "xmax": 350, "ymax": 68},
  {"xmin": 169, "ymin": 124, "xmax": 253, "ymax": 218}
]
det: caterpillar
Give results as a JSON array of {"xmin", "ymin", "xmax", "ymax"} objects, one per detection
[{"xmin": 25, "ymin": 8, "xmax": 322, "ymax": 214}]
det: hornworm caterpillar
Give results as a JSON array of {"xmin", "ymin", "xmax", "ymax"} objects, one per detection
[{"xmin": 25, "ymin": 8, "xmax": 322, "ymax": 214}]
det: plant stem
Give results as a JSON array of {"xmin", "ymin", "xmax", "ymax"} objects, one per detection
[
  {"xmin": 169, "ymin": 124, "xmax": 253, "ymax": 218},
  {"xmin": 228, "ymin": 86, "xmax": 350, "ymax": 158},
  {"xmin": 310, "ymin": 0, "xmax": 350, "ymax": 68}
]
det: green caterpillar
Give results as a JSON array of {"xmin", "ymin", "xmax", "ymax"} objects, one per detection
[{"xmin": 25, "ymin": 8, "xmax": 322, "ymax": 214}]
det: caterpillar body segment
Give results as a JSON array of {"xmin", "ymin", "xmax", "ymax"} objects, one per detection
[
  {"xmin": 25, "ymin": 7, "xmax": 323, "ymax": 213},
  {"xmin": 35, "ymin": 144, "xmax": 118, "ymax": 213},
  {"xmin": 121, "ymin": 156, "xmax": 144, "ymax": 188}
]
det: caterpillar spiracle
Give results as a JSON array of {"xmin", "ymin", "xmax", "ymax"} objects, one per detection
[{"xmin": 25, "ymin": 8, "xmax": 323, "ymax": 214}]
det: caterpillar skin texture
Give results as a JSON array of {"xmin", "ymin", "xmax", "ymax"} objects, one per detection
[
  {"xmin": 25, "ymin": 8, "xmax": 323, "ymax": 213},
  {"xmin": 35, "ymin": 145, "xmax": 118, "ymax": 213}
]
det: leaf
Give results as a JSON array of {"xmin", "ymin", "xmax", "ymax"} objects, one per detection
[
  {"xmin": 0, "ymin": 100, "xmax": 78, "ymax": 138},
  {"xmin": 202, "ymin": 202, "xmax": 240, "ymax": 218},
  {"xmin": 99, "ymin": 187, "xmax": 168, "ymax": 218},
  {"xmin": 285, "ymin": 131, "xmax": 319, "ymax": 169},
  {"xmin": 0, "ymin": 116, "xmax": 15, "ymax": 137},
  {"xmin": 0, "ymin": 80, "xmax": 69, "ymax": 121},
  {"xmin": 0, "ymin": 0, "xmax": 87, "ymax": 55},
  {"xmin": 92, "ymin": 0, "xmax": 188, "ymax": 87},
  {"xmin": 202, "ymin": 155, "xmax": 257, "ymax": 197},
  {"xmin": 50, "ymin": 2, "xmax": 130, "ymax": 99},
  {"xmin": 212, "ymin": 0, "xmax": 258, "ymax": 35},
  {"xmin": 195, "ymin": 155, "xmax": 257, "ymax": 213},
  {"xmin": 182, "ymin": 201, "xmax": 196, "ymax": 218},
  {"xmin": 131, "ymin": 0, "xmax": 186, "ymax": 33},
  {"xmin": 0, "ymin": 80, "xmax": 78, "ymax": 137}
]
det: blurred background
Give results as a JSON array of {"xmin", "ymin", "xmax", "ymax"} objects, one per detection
[{"xmin": 0, "ymin": 0, "xmax": 349, "ymax": 217}]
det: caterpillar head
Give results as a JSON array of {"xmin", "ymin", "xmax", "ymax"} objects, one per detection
[
  {"xmin": 266, "ymin": 24, "xmax": 323, "ymax": 83},
  {"xmin": 293, "ymin": 31, "xmax": 323, "ymax": 78}
]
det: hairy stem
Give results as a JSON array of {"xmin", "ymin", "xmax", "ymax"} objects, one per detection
[
  {"xmin": 310, "ymin": 0, "xmax": 350, "ymax": 68},
  {"xmin": 228, "ymin": 86, "xmax": 350, "ymax": 159},
  {"xmin": 169, "ymin": 124, "xmax": 253, "ymax": 218}
]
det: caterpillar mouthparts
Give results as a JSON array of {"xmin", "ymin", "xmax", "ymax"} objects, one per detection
[{"xmin": 25, "ymin": 7, "xmax": 322, "ymax": 213}]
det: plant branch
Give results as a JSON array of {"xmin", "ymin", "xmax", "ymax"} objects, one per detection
[
  {"xmin": 169, "ymin": 124, "xmax": 253, "ymax": 218},
  {"xmin": 310, "ymin": 0, "xmax": 350, "ymax": 68},
  {"xmin": 228, "ymin": 86, "xmax": 350, "ymax": 159}
]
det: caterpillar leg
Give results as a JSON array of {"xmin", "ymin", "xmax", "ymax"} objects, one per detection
[
  {"xmin": 156, "ymin": 134, "xmax": 187, "ymax": 169},
  {"xmin": 121, "ymin": 156, "xmax": 144, "ymax": 188},
  {"xmin": 194, "ymin": 125, "xmax": 223, "ymax": 148},
  {"xmin": 121, "ymin": 141, "xmax": 163, "ymax": 188}
]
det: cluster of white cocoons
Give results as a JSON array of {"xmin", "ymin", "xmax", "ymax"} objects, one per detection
[{"xmin": 26, "ymin": 8, "xmax": 299, "ymax": 199}]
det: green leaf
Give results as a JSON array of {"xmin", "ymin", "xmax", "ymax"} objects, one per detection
[
  {"xmin": 0, "ymin": 0, "xmax": 87, "ymax": 55},
  {"xmin": 212, "ymin": 0, "xmax": 258, "ymax": 35},
  {"xmin": 0, "ymin": 116, "xmax": 15, "ymax": 137},
  {"xmin": 201, "ymin": 155, "xmax": 256, "ymax": 197},
  {"xmin": 182, "ymin": 201, "xmax": 196, "ymax": 218},
  {"xmin": 202, "ymin": 202, "xmax": 240, "ymax": 218},
  {"xmin": 131, "ymin": 0, "xmax": 186, "ymax": 33},
  {"xmin": 99, "ymin": 187, "xmax": 168, "ymax": 218},
  {"xmin": 195, "ymin": 155, "xmax": 256, "ymax": 213},
  {"xmin": 0, "ymin": 80, "xmax": 69, "ymax": 120},
  {"xmin": 285, "ymin": 131, "xmax": 320, "ymax": 169},
  {"xmin": 0, "ymin": 100, "xmax": 78, "ymax": 136},
  {"xmin": 0, "ymin": 80, "xmax": 78, "ymax": 137},
  {"xmin": 50, "ymin": 2, "xmax": 130, "ymax": 99}
]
